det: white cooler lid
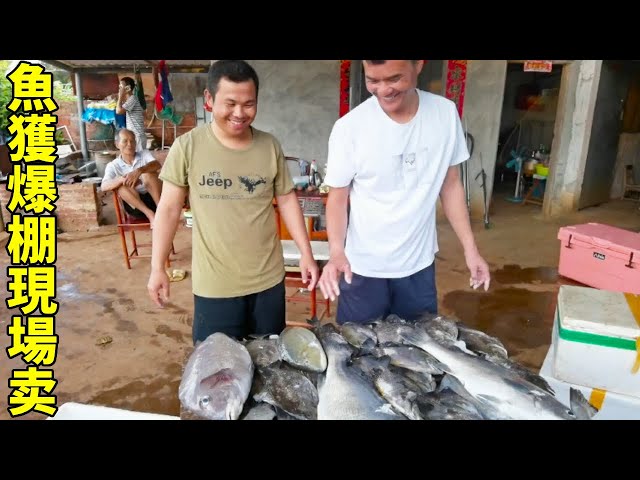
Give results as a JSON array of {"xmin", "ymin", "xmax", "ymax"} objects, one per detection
[{"xmin": 558, "ymin": 285, "xmax": 640, "ymax": 340}]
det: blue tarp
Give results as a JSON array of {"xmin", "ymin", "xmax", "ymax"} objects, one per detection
[{"xmin": 82, "ymin": 108, "xmax": 119, "ymax": 126}]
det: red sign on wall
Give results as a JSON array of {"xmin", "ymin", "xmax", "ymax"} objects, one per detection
[{"xmin": 524, "ymin": 60, "xmax": 553, "ymax": 73}]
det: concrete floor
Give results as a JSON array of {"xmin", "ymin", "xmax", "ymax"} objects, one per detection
[{"xmin": 1, "ymin": 189, "xmax": 639, "ymax": 420}]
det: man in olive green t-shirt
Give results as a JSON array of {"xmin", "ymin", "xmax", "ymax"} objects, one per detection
[{"xmin": 147, "ymin": 60, "xmax": 318, "ymax": 344}]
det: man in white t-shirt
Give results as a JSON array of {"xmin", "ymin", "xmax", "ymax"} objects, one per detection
[
  {"xmin": 100, "ymin": 128, "xmax": 162, "ymax": 227},
  {"xmin": 318, "ymin": 60, "xmax": 490, "ymax": 324}
]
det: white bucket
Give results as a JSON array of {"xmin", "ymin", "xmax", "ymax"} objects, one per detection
[{"xmin": 93, "ymin": 151, "xmax": 117, "ymax": 178}]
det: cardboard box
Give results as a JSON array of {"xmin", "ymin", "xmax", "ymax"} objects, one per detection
[
  {"xmin": 551, "ymin": 285, "xmax": 640, "ymax": 398},
  {"xmin": 540, "ymin": 345, "xmax": 640, "ymax": 420},
  {"xmin": 557, "ymin": 223, "xmax": 640, "ymax": 294}
]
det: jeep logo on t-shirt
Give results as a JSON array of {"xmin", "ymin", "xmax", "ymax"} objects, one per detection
[
  {"xmin": 593, "ymin": 252, "xmax": 606, "ymax": 261},
  {"xmin": 199, "ymin": 171, "xmax": 232, "ymax": 189}
]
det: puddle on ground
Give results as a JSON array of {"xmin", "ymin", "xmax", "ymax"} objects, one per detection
[
  {"xmin": 493, "ymin": 265, "xmax": 558, "ymax": 285},
  {"xmin": 57, "ymin": 282, "xmax": 101, "ymax": 302},
  {"xmin": 156, "ymin": 324, "xmax": 189, "ymax": 343},
  {"xmin": 442, "ymin": 287, "xmax": 557, "ymax": 370}
]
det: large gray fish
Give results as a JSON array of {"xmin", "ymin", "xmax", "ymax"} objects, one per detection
[
  {"xmin": 245, "ymin": 336, "xmax": 281, "ymax": 368},
  {"xmin": 423, "ymin": 373, "xmax": 500, "ymax": 420},
  {"xmin": 317, "ymin": 332, "xmax": 405, "ymax": 420},
  {"xmin": 241, "ymin": 402, "xmax": 277, "ymax": 420},
  {"xmin": 416, "ymin": 314, "xmax": 475, "ymax": 354},
  {"xmin": 340, "ymin": 323, "xmax": 378, "ymax": 353},
  {"xmin": 395, "ymin": 368, "xmax": 437, "ymax": 394},
  {"xmin": 279, "ymin": 327, "xmax": 328, "ymax": 373},
  {"xmin": 456, "ymin": 324, "xmax": 509, "ymax": 359},
  {"xmin": 178, "ymin": 332, "xmax": 254, "ymax": 420},
  {"xmin": 350, "ymin": 355, "xmax": 436, "ymax": 395},
  {"xmin": 279, "ymin": 361, "xmax": 319, "ymax": 389},
  {"xmin": 253, "ymin": 366, "xmax": 319, "ymax": 420},
  {"xmin": 418, "ymin": 387, "xmax": 485, "ymax": 420},
  {"xmin": 373, "ymin": 346, "xmax": 448, "ymax": 375},
  {"xmin": 417, "ymin": 314, "xmax": 458, "ymax": 343},
  {"xmin": 400, "ymin": 328, "xmax": 596, "ymax": 420},
  {"xmin": 370, "ymin": 317, "xmax": 416, "ymax": 346},
  {"xmin": 349, "ymin": 355, "xmax": 391, "ymax": 381},
  {"xmin": 439, "ymin": 322, "xmax": 553, "ymax": 394},
  {"xmin": 372, "ymin": 368, "xmax": 424, "ymax": 420},
  {"xmin": 483, "ymin": 354, "xmax": 555, "ymax": 395}
]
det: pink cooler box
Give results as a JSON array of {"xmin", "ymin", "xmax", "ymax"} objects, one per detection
[{"xmin": 557, "ymin": 223, "xmax": 640, "ymax": 294}]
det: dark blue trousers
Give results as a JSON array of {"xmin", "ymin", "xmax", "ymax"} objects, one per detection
[
  {"xmin": 336, "ymin": 263, "xmax": 437, "ymax": 325},
  {"xmin": 192, "ymin": 279, "xmax": 286, "ymax": 345}
]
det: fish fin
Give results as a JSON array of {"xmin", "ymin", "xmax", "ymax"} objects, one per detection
[
  {"xmin": 378, "ymin": 355, "xmax": 392, "ymax": 369},
  {"xmin": 398, "ymin": 326, "xmax": 431, "ymax": 347},
  {"xmin": 438, "ymin": 373, "xmax": 466, "ymax": 394},
  {"xmin": 453, "ymin": 340, "xmax": 477, "ymax": 355},
  {"xmin": 570, "ymin": 387, "xmax": 599, "ymax": 420}
]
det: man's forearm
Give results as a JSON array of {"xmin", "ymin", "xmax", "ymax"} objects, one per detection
[
  {"xmin": 326, "ymin": 189, "xmax": 349, "ymax": 256},
  {"xmin": 116, "ymin": 94, "xmax": 125, "ymax": 115},
  {"xmin": 101, "ymin": 176, "xmax": 124, "ymax": 192},
  {"xmin": 151, "ymin": 203, "xmax": 181, "ymax": 271},
  {"xmin": 440, "ymin": 180, "xmax": 479, "ymax": 255},
  {"xmin": 277, "ymin": 191, "xmax": 313, "ymax": 257},
  {"xmin": 140, "ymin": 160, "xmax": 161, "ymax": 174}
]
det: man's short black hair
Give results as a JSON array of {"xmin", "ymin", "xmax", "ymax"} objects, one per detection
[
  {"xmin": 207, "ymin": 60, "xmax": 259, "ymax": 100},
  {"xmin": 120, "ymin": 76, "xmax": 136, "ymax": 90}
]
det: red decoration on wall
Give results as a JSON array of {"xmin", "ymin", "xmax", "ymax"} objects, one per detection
[
  {"xmin": 445, "ymin": 60, "xmax": 468, "ymax": 118},
  {"xmin": 339, "ymin": 60, "xmax": 351, "ymax": 117}
]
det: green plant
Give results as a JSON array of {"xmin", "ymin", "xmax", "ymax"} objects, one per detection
[
  {"xmin": 0, "ymin": 60, "xmax": 12, "ymax": 140},
  {"xmin": 0, "ymin": 60, "xmax": 77, "ymax": 143}
]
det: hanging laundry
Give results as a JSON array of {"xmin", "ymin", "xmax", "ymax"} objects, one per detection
[
  {"xmin": 154, "ymin": 60, "xmax": 182, "ymax": 125},
  {"xmin": 134, "ymin": 65, "xmax": 146, "ymax": 110}
]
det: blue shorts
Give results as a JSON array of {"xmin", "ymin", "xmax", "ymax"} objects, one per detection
[{"xmin": 336, "ymin": 263, "xmax": 437, "ymax": 325}]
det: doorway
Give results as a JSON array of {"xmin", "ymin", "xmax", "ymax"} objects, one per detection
[
  {"xmin": 492, "ymin": 62, "xmax": 563, "ymax": 206},
  {"xmin": 578, "ymin": 60, "xmax": 633, "ymax": 209}
]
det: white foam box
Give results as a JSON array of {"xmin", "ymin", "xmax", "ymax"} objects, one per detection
[
  {"xmin": 540, "ymin": 345, "xmax": 640, "ymax": 420},
  {"xmin": 47, "ymin": 402, "xmax": 180, "ymax": 420},
  {"xmin": 551, "ymin": 285, "xmax": 640, "ymax": 398}
]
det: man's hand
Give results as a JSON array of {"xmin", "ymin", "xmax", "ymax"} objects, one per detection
[
  {"xmin": 147, "ymin": 269, "xmax": 170, "ymax": 307},
  {"xmin": 465, "ymin": 249, "xmax": 491, "ymax": 291},
  {"xmin": 299, "ymin": 252, "xmax": 319, "ymax": 292},
  {"xmin": 123, "ymin": 168, "xmax": 142, "ymax": 188},
  {"xmin": 318, "ymin": 251, "xmax": 352, "ymax": 301}
]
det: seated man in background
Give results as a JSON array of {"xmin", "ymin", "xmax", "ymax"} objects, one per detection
[{"xmin": 100, "ymin": 128, "xmax": 162, "ymax": 227}]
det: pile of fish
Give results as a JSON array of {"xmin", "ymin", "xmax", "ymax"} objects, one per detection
[{"xmin": 178, "ymin": 314, "xmax": 599, "ymax": 420}]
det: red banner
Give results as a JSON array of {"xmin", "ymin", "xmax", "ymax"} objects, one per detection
[
  {"xmin": 445, "ymin": 60, "xmax": 468, "ymax": 118},
  {"xmin": 339, "ymin": 60, "xmax": 351, "ymax": 117}
]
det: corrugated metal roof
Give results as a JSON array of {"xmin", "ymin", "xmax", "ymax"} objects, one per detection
[{"xmin": 43, "ymin": 60, "xmax": 214, "ymax": 73}]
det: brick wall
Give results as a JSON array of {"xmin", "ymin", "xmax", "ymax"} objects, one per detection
[{"xmin": 0, "ymin": 182, "xmax": 102, "ymax": 233}]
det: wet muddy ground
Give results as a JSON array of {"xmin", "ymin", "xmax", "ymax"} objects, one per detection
[{"xmin": 1, "ymin": 194, "xmax": 638, "ymax": 420}]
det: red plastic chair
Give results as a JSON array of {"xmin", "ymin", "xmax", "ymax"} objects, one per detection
[{"xmin": 112, "ymin": 190, "xmax": 175, "ymax": 269}]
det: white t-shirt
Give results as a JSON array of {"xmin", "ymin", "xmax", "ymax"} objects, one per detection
[
  {"xmin": 324, "ymin": 89, "xmax": 469, "ymax": 278},
  {"xmin": 101, "ymin": 150, "xmax": 156, "ymax": 193}
]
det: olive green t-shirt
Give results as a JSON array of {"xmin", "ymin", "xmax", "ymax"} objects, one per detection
[{"xmin": 159, "ymin": 124, "xmax": 294, "ymax": 298}]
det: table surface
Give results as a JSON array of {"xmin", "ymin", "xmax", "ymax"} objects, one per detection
[{"xmin": 281, "ymin": 240, "xmax": 330, "ymax": 261}]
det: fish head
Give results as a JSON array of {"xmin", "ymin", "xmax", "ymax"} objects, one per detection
[{"xmin": 195, "ymin": 368, "xmax": 245, "ymax": 420}]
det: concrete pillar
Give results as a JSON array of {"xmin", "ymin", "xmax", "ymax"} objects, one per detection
[
  {"xmin": 543, "ymin": 61, "xmax": 602, "ymax": 217},
  {"xmin": 460, "ymin": 61, "xmax": 507, "ymax": 220}
]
